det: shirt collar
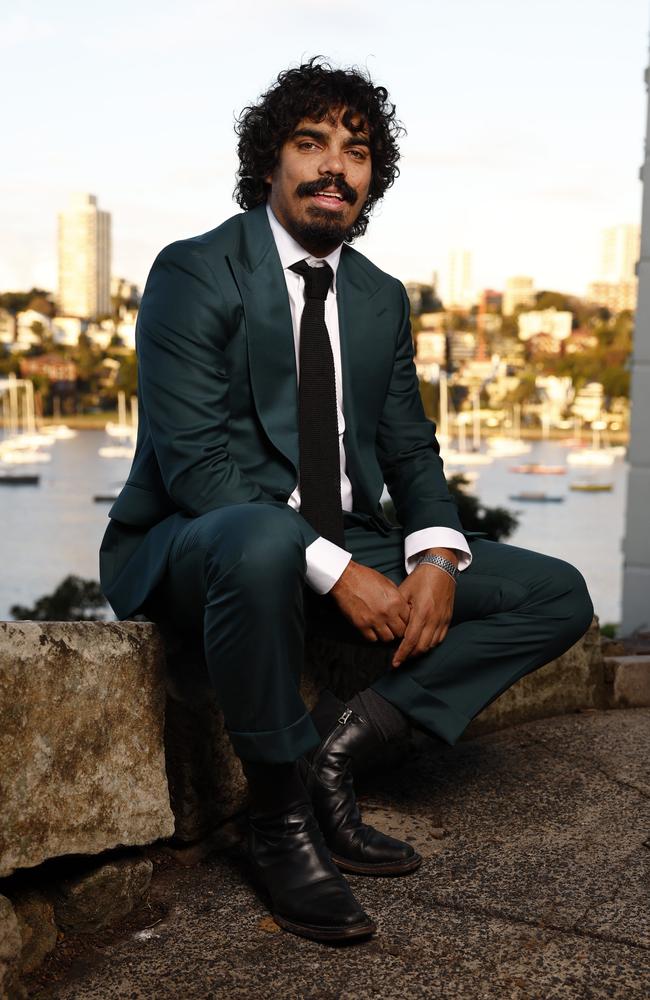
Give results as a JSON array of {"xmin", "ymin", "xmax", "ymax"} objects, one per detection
[{"xmin": 266, "ymin": 202, "xmax": 342, "ymax": 278}]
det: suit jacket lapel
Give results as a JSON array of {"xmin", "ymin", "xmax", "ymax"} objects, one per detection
[
  {"xmin": 226, "ymin": 208, "xmax": 398, "ymax": 503},
  {"xmin": 227, "ymin": 206, "xmax": 299, "ymax": 472},
  {"xmin": 336, "ymin": 246, "xmax": 392, "ymax": 512}
]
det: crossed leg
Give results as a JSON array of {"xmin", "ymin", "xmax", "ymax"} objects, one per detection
[{"xmin": 331, "ymin": 523, "xmax": 594, "ymax": 744}]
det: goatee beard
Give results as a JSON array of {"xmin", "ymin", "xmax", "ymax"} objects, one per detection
[
  {"xmin": 289, "ymin": 176, "xmax": 359, "ymax": 251},
  {"xmin": 289, "ymin": 211, "xmax": 357, "ymax": 252}
]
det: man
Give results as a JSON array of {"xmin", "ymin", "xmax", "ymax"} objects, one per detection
[{"xmin": 100, "ymin": 58, "xmax": 593, "ymax": 943}]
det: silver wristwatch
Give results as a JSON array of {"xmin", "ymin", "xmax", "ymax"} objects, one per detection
[{"xmin": 415, "ymin": 553, "xmax": 459, "ymax": 583}]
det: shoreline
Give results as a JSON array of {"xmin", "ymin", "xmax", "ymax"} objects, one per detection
[{"xmin": 0, "ymin": 415, "xmax": 630, "ymax": 445}]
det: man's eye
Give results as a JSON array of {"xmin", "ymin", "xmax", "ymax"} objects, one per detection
[
  {"xmin": 299, "ymin": 142, "xmax": 317, "ymax": 150},
  {"xmin": 349, "ymin": 149, "xmax": 367, "ymax": 159}
]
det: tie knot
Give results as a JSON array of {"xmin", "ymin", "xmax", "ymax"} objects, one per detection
[{"xmin": 289, "ymin": 259, "xmax": 333, "ymax": 301}]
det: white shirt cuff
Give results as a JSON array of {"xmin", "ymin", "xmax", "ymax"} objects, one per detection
[
  {"xmin": 305, "ymin": 536, "xmax": 352, "ymax": 594},
  {"xmin": 404, "ymin": 528, "xmax": 472, "ymax": 575}
]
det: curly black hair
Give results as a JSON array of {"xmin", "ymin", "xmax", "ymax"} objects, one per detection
[{"xmin": 234, "ymin": 57, "xmax": 405, "ymax": 240}]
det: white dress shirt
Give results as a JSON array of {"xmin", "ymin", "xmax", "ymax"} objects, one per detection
[{"xmin": 266, "ymin": 204, "xmax": 471, "ymax": 594}]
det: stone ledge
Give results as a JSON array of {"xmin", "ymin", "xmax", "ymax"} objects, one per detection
[
  {"xmin": 604, "ymin": 655, "xmax": 650, "ymax": 708},
  {"xmin": 1, "ymin": 617, "xmax": 606, "ymax": 879},
  {"xmin": 0, "ymin": 614, "xmax": 614, "ymax": 987}
]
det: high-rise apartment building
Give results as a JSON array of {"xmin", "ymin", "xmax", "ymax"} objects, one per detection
[
  {"xmin": 503, "ymin": 275, "xmax": 535, "ymax": 316},
  {"xmin": 58, "ymin": 193, "xmax": 111, "ymax": 319},
  {"xmin": 600, "ymin": 223, "xmax": 640, "ymax": 282},
  {"xmin": 587, "ymin": 223, "xmax": 640, "ymax": 314},
  {"xmin": 445, "ymin": 249, "xmax": 473, "ymax": 309}
]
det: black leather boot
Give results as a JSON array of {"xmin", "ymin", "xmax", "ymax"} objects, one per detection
[
  {"xmin": 301, "ymin": 707, "xmax": 422, "ymax": 876},
  {"xmin": 247, "ymin": 801, "xmax": 376, "ymax": 941}
]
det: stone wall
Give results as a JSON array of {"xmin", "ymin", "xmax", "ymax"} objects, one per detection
[{"xmin": 2, "ymin": 615, "xmax": 650, "ymax": 994}]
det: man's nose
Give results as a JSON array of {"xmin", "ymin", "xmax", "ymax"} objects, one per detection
[{"xmin": 318, "ymin": 148, "xmax": 345, "ymax": 177}]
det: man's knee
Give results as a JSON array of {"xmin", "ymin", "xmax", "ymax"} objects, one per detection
[
  {"xmin": 541, "ymin": 556, "xmax": 594, "ymax": 638},
  {"xmin": 204, "ymin": 504, "xmax": 306, "ymax": 595}
]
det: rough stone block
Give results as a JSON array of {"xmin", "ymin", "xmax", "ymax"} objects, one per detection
[
  {"xmin": 0, "ymin": 622, "xmax": 174, "ymax": 878},
  {"xmin": 604, "ymin": 655, "xmax": 650, "ymax": 708},
  {"xmin": 11, "ymin": 891, "xmax": 57, "ymax": 976},
  {"xmin": 52, "ymin": 857, "xmax": 153, "ymax": 933},
  {"xmin": 0, "ymin": 895, "xmax": 24, "ymax": 1000}
]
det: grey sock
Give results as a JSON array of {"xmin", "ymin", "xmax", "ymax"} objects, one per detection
[
  {"xmin": 347, "ymin": 687, "xmax": 409, "ymax": 744},
  {"xmin": 241, "ymin": 759, "xmax": 309, "ymax": 818}
]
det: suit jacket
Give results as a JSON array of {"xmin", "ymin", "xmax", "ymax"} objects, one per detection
[{"xmin": 99, "ymin": 203, "xmax": 464, "ymax": 619}]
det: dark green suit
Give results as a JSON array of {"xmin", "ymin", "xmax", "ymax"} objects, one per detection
[{"xmin": 100, "ymin": 204, "xmax": 593, "ymax": 762}]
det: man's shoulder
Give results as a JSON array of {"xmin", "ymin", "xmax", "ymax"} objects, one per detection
[
  {"xmin": 340, "ymin": 244, "xmax": 406, "ymax": 299},
  {"xmin": 154, "ymin": 210, "xmax": 248, "ymax": 266}
]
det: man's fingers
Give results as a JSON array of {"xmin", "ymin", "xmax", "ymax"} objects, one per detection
[
  {"xmin": 386, "ymin": 593, "xmax": 410, "ymax": 628},
  {"xmin": 385, "ymin": 612, "xmax": 407, "ymax": 639},
  {"xmin": 393, "ymin": 612, "xmax": 451, "ymax": 665},
  {"xmin": 414, "ymin": 623, "xmax": 437, "ymax": 657},
  {"xmin": 374, "ymin": 623, "xmax": 396, "ymax": 643},
  {"xmin": 392, "ymin": 615, "xmax": 424, "ymax": 667},
  {"xmin": 436, "ymin": 623, "xmax": 449, "ymax": 645}
]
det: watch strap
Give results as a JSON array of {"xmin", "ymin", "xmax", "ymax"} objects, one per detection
[{"xmin": 415, "ymin": 553, "xmax": 459, "ymax": 583}]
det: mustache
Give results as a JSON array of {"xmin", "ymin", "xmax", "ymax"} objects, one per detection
[{"xmin": 296, "ymin": 176, "xmax": 358, "ymax": 205}]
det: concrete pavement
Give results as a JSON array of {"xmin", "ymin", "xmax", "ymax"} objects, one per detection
[{"xmin": 26, "ymin": 708, "xmax": 650, "ymax": 1000}]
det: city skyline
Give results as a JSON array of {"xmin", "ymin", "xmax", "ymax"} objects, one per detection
[
  {"xmin": 49, "ymin": 194, "xmax": 641, "ymax": 313},
  {"xmin": 1, "ymin": 1, "xmax": 648, "ymax": 296}
]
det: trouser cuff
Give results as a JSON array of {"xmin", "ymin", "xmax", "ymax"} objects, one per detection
[
  {"xmin": 228, "ymin": 709, "xmax": 321, "ymax": 763},
  {"xmin": 371, "ymin": 672, "xmax": 472, "ymax": 746}
]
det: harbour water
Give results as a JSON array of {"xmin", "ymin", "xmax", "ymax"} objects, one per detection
[{"xmin": 0, "ymin": 432, "xmax": 627, "ymax": 624}]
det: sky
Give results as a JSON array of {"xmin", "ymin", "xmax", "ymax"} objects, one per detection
[{"xmin": 1, "ymin": 0, "xmax": 648, "ymax": 298}]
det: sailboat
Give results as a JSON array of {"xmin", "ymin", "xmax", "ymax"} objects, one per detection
[
  {"xmin": 41, "ymin": 397, "xmax": 76, "ymax": 439},
  {"xmin": 486, "ymin": 404, "xmax": 531, "ymax": 457},
  {"xmin": 0, "ymin": 376, "xmax": 49, "ymax": 482},
  {"xmin": 105, "ymin": 390, "xmax": 134, "ymax": 439},
  {"xmin": 566, "ymin": 419, "xmax": 616, "ymax": 467},
  {"xmin": 99, "ymin": 391, "xmax": 136, "ymax": 459},
  {"xmin": 441, "ymin": 384, "xmax": 493, "ymax": 467}
]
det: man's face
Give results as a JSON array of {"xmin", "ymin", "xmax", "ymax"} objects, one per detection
[{"xmin": 265, "ymin": 108, "xmax": 372, "ymax": 255}]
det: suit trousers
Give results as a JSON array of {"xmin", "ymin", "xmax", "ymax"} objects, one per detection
[{"xmin": 153, "ymin": 503, "xmax": 594, "ymax": 763}]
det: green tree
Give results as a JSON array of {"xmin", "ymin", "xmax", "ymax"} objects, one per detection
[
  {"xmin": 28, "ymin": 320, "xmax": 54, "ymax": 354},
  {"xmin": 382, "ymin": 475, "xmax": 518, "ymax": 543},
  {"xmin": 448, "ymin": 474, "xmax": 519, "ymax": 541},
  {"xmin": 506, "ymin": 371, "xmax": 537, "ymax": 405},
  {"xmin": 116, "ymin": 352, "xmax": 138, "ymax": 397},
  {"xmin": 0, "ymin": 288, "xmax": 51, "ymax": 315},
  {"xmin": 11, "ymin": 575, "xmax": 108, "ymax": 621},
  {"xmin": 0, "ymin": 352, "xmax": 20, "ymax": 376}
]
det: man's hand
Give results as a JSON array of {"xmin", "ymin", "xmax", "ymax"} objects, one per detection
[
  {"xmin": 330, "ymin": 561, "xmax": 410, "ymax": 643},
  {"xmin": 391, "ymin": 548, "xmax": 458, "ymax": 668}
]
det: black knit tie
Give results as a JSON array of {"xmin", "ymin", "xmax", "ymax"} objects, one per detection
[{"xmin": 289, "ymin": 258, "xmax": 345, "ymax": 548}]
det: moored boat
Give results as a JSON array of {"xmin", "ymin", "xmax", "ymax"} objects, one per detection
[
  {"xmin": 509, "ymin": 492, "xmax": 564, "ymax": 503},
  {"xmin": 0, "ymin": 473, "xmax": 40, "ymax": 485},
  {"xmin": 509, "ymin": 464, "xmax": 566, "ymax": 475},
  {"xmin": 569, "ymin": 482, "xmax": 613, "ymax": 492}
]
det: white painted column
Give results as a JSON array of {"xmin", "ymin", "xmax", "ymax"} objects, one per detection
[{"xmin": 621, "ymin": 58, "xmax": 650, "ymax": 633}]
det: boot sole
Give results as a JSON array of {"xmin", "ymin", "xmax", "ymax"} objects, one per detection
[
  {"xmin": 247, "ymin": 857, "xmax": 376, "ymax": 943},
  {"xmin": 272, "ymin": 912, "xmax": 377, "ymax": 942},
  {"xmin": 332, "ymin": 851, "xmax": 423, "ymax": 877}
]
